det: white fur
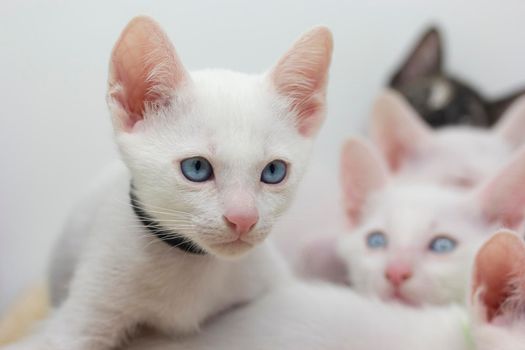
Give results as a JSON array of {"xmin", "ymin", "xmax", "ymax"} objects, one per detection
[
  {"xmin": 2, "ymin": 17, "xmax": 332, "ymax": 350},
  {"xmin": 398, "ymin": 127, "xmax": 512, "ymax": 187},
  {"xmin": 5, "ymin": 163, "xmax": 291, "ymax": 350},
  {"xmin": 473, "ymin": 320, "xmax": 525, "ymax": 350},
  {"xmin": 336, "ymin": 140, "xmax": 525, "ymax": 306},
  {"xmin": 338, "ymin": 181, "xmax": 488, "ymax": 305},
  {"xmin": 299, "ymin": 137, "xmax": 525, "ymax": 306},
  {"xmin": 123, "ymin": 230, "xmax": 525, "ymax": 350},
  {"xmin": 371, "ymin": 89, "xmax": 525, "ymax": 188},
  {"xmin": 125, "ymin": 282, "xmax": 470, "ymax": 350},
  {"xmin": 286, "ymin": 90, "xmax": 525, "ymax": 283},
  {"xmin": 120, "ymin": 230, "xmax": 525, "ymax": 350},
  {"xmin": 114, "ymin": 69, "xmax": 313, "ymax": 256},
  {"xmin": 471, "ymin": 291, "xmax": 525, "ymax": 350}
]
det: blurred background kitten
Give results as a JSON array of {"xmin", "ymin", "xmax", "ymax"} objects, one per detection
[{"xmin": 389, "ymin": 27, "xmax": 525, "ymax": 127}]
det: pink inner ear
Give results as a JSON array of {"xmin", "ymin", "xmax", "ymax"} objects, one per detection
[
  {"xmin": 381, "ymin": 135, "xmax": 410, "ymax": 172},
  {"xmin": 271, "ymin": 27, "xmax": 333, "ymax": 137},
  {"xmin": 479, "ymin": 148, "xmax": 525, "ymax": 228},
  {"xmin": 108, "ymin": 16, "xmax": 187, "ymax": 131},
  {"xmin": 340, "ymin": 138, "xmax": 388, "ymax": 225},
  {"xmin": 494, "ymin": 95, "xmax": 525, "ymax": 149},
  {"xmin": 473, "ymin": 232, "xmax": 525, "ymax": 321},
  {"xmin": 371, "ymin": 90, "xmax": 431, "ymax": 171}
]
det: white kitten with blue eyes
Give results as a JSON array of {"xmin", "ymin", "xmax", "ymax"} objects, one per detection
[
  {"xmin": 371, "ymin": 89, "xmax": 525, "ymax": 188},
  {"xmin": 3, "ymin": 16, "xmax": 332, "ymax": 350},
  {"xmin": 336, "ymin": 137, "xmax": 525, "ymax": 306}
]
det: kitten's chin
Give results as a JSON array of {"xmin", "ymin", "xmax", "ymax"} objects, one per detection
[
  {"xmin": 384, "ymin": 289, "xmax": 420, "ymax": 307},
  {"xmin": 205, "ymin": 240, "xmax": 255, "ymax": 259}
]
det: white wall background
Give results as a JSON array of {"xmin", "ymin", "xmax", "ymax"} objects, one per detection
[{"xmin": 1, "ymin": 0, "xmax": 525, "ymax": 313}]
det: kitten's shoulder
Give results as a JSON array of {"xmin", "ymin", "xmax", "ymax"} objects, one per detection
[{"xmin": 48, "ymin": 161, "xmax": 130, "ymax": 305}]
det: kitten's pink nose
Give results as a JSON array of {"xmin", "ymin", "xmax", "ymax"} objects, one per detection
[
  {"xmin": 385, "ymin": 262, "xmax": 413, "ymax": 287},
  {"xmin": 223, "ymin": 209, "xmax": 259, "ymax": 237}
]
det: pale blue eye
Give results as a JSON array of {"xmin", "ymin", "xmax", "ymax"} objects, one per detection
[
  {"xmin": 429, "ymin": 236, "xmax": 457, "ymax": 253},
  {"xmin": 261, "ymin": 160, "xmax": 287, "ymax": 184},
  {"xmin": 180, "ymin": 157, "xmax": 213, "ymax": 182},
  {"xmin": 366, "ymin": 231, "xmax": 387, "ymax": 249}
]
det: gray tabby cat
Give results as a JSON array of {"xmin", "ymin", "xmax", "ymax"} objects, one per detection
[{"xmin": 390, "ymin": 27, "xmax": 524, "ymax": 127}]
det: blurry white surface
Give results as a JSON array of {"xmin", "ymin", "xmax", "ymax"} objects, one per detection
[{"xmin": 1, "ymin": 0, "xmax": 524, "ymax": 312}]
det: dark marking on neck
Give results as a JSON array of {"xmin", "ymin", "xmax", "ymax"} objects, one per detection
[{"xmin": 129, "ymin": 185, "xmax": 206, "ymax": 255}]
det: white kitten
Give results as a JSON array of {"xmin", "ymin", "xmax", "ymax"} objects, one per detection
[
  {"xmin": 122, "ymin": 229, "xmax": 525, "ymax": 350},
  {"xmin": 371, "ymin": 89, "xmax": 525, "ymax": 187},
  {"xmin": 337, "ymin": 138, "xmax": 525, "ymax": 305},
  {"xmin": 3, "ymin": 16, "xmax": 332, "ymax": 350}
]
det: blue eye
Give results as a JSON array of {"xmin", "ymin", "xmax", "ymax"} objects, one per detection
[
  {"xmin": 366, "ymin": 231, "xmax": 387, "ymax": 249},
  {"xmin": 261, "ymin": 160, "xmax": 287, "ymax": 184},
  {"xmin": 180, "ymin": 157, "xmax": 213, "ymax": 182},
  {"xmin": 429, "ymin": 236, "xmax": 457, "ymax": 254}
]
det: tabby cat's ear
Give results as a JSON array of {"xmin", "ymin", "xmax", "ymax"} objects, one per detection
[{"xmin": 390, "ymin": 27, "xmax": 442, "ymax": 87}]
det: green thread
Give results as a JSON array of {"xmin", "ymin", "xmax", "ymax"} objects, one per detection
[{"xmin": 461, "ymin": 315, "xmax": 476, "ymax": 350}]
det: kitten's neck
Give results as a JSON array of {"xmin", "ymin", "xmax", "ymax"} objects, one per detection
[{"xmin": 129, "ymin": 184, "xmax": 206, "ymax": 255}]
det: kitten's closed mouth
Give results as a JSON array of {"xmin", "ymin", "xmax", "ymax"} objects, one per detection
[
  {"xmin": 208, "ymin": 239, "xmax": 255, "ymax": 256},
  {"xmin": 211, "ymin": 239, "xmax": 253, "ymax": 249}
]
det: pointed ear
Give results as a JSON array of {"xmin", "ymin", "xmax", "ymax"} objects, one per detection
[
  {"xmin": 487, "ymin": 89, "xmax": 525, "ymax": 124},
  {"xmin": 107, "ymin": 16, "xmax": 190, "ymax": 132},
  {"xmin": 494, "ymin": 94, "xmax": 525, "ymax": 148},
  {"xmin": 390, "ymin": 27, "xmax": 442, "ymax": 87},
  {"xmin": 472, "ymin": 230, "xmax": 525, "ymax": 322},
  {"xmin": 270, "ymin": 26, "xmax": 333, "ymax": 137},
  {"xmin": 370, "ymin": 89, "xmax": 432, "ymax": 171},
  {"xmin": 477, "ymin": 148, "xmax": 525, "ymax": 229},
  {"xmin": 340, "ymin": 137, "xmax": 389, "ymax": 225}
]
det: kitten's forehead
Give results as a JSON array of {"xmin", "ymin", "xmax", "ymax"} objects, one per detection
[
  {"xmin": 435, "ymin": 127, "xmax": 501, "ymax": 148},
  {"xmin": 188, "ymin": 69, "xmax": 296, "ymax": 144},
  {"xmin": 367, "ymin": 184, "xmax": 468, "ymax": 243},
  {"xmin": 433, "ymin": 128, "xmax": 510, "ymax": 167},
  {"xmin": 399, "ymin": 127, "xmax": 511, "ymax": 184},
  {"xmin": 191, "ymin": 70, "xmax": 266, "ymax": 106}
]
